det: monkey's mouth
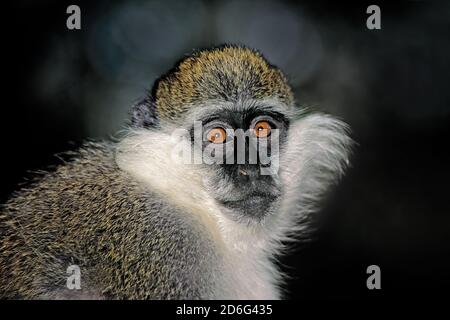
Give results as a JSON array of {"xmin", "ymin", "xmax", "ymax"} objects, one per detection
[{"xmin": 219, "ymin": 193, "xmax": 278, "ymax": 213}]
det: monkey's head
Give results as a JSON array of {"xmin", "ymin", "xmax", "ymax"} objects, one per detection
[{"xmin": 126, "ymin": 45, "xmax": 351, "ymax": 226}]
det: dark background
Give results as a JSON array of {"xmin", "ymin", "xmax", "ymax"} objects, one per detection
[{"xmin": 2, "ymin": 0, "xmax": 450, "ymax": 300}]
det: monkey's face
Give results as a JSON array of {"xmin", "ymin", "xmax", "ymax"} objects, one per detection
[
  {"xmin": 184, "ymin": 100, "xmax": 291, "ymax": 222},
  {"xmin": 124, "ymin": 46, "xmax": 351, "ymax": 228}
]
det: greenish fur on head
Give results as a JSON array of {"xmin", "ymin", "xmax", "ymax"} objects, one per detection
[{"xmin": 151, "ymin": 45, "xmax": 294, "ymax": 121}]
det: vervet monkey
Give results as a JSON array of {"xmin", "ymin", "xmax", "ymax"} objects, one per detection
[{"xmin": 0, "ymin": 45, "xmax": 352, "ymax": 299}]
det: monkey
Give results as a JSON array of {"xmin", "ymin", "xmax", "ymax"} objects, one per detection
[{"xmin": 0, "ymin": 45, "xmax": 352, "ymax": 300}]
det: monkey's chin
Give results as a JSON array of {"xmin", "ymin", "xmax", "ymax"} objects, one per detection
[{"xmin": 219, "ymin": 193, "xmax": 278, "ymax": 221}]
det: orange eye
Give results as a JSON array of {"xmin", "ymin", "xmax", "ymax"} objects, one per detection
[
  {"xmin": 206, "ymin": 127, "xmax": 227, "ymax": 144},
  {"xmin": 254, "ymin": 121, "xmax": 271, "ymax": 138}
]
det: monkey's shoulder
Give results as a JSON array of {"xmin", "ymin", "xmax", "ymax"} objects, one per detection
[
  {"xmin": 3, "ymin": 142, "xmax": 129, "ymax": 214},
  {"xmin": 2, "ymin": 141, "xmax": 207, "ymax": 231},
  {"xmin": 0, "ymin": 142, "xmax": 220, "ymax": 299}
]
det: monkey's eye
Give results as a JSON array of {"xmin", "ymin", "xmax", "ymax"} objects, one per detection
[
  {"xmin": 253, "ymin": 121, "xmax": 272, "ymax": 138},
  {"xmin": 206, "ymin": 127, "xmax": 227, "ymax": 144}
]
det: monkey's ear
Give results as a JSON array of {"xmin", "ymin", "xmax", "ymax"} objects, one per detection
[{"xmin": 131, "ymin": 98, "xmax": 159, "ymax": 128}]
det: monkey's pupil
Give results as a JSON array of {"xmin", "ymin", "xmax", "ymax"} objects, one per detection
[{"xmin": 212, "ymin": 132, "xmax": 222, "ymax": 142}]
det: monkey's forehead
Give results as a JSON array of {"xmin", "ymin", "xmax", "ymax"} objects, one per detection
[{"xmin": 152, "ymin": 46, "xmax": 294, "ymax": 120}]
